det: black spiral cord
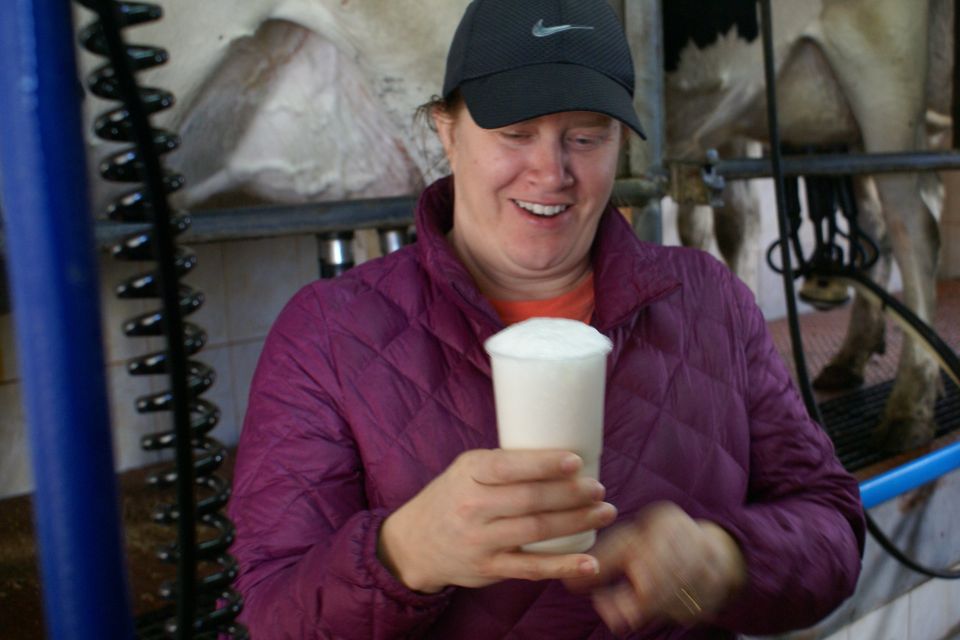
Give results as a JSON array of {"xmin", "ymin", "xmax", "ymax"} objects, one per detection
[
  {"xmin": 759, "ymin": 0, "xmax": 960, "ymax": 581},
  {"xmin": 77, "ymin": 0, "xmax": 249, "ymax": 635}
]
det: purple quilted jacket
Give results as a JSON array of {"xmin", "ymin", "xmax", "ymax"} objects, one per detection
[{"xmin": 228, "ymin": 176, "xmax": 865, "ymax": 639}]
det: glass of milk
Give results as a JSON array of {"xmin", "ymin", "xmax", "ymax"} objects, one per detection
[{"xmin": 484, "ymin": 317, "xmax": 613, "ymax": 554}]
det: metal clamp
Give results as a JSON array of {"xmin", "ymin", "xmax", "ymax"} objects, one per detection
[{"xmin": 667, "ymin": 148, "xmax": 726, "ymax": 208}]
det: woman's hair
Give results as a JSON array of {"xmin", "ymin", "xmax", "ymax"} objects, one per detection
[
  {"xmin": 414, "ymin": 91, "xmax": 464, "ymax": 133},
  {"xmin": 412, "ymin": 89, "xmax": 631, "ymax": 178},
  {"xmin": 410, "ymin": 91, "xmax": 464, "ymax": 179}
]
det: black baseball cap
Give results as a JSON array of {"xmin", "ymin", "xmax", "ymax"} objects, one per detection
[{"xmin": 442, "ymin": 0, "xmax": 645, "ymax": 138}]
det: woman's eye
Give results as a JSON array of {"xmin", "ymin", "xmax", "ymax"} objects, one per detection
[{"xmin": 569, "ymin": 135, "xmax": 602, "ymax": 148}]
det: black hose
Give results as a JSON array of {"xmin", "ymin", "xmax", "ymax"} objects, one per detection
[{"xmin": 758, "ymin": 0, "xmax": 821, "ymax": 417}]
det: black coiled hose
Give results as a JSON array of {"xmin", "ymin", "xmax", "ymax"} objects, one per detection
[{"xmin": 75, "ymin": 0, "xmax": 248, "ymax": 636}]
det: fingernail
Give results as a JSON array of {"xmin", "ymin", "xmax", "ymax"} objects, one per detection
[
  {"xmin": 582, "ymin": 478, "xmax": 605, "ymax": 500},
  {"xmin": 593, "ymin": 501, "xmax": 618, "ymax": 522},
  {"xmin": 560, "ymin": 453, "xmax": 583, "ymax": 473},
  {"xmin": 579, "ymin": 556, "xmax": 600, "ymax": 575}
]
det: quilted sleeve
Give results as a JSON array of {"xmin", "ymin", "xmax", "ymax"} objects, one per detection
[
  {"xmin": 228, "ymin": 286, "xmax": 451, "ymax": 639},
  {"xmin": 707, "ymin": 277, "xmax": 866, "ymax": 634}
]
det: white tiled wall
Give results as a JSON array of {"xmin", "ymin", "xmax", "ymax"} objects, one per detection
[
  {"xmin": 823, "ymin": 627, "xmax": 850, "ymax": 640},
  {"xmin": 847, "ymin": 595, "xmax": 911, "ymax": 640},
  {"xmin": 907, "ymin": 575, "xmax": 960, "ymax": 640},
  {"xmin": 0, "ymin": 312, "xmax": 17, "ymax": 382},
  {"xmin": 827, "ymin": 575, "xmax": 960, "ymax": 640},
  {"xmin": 941, "ymin": 171, "xmax": 960, "ymax": 279},
  {"xmin": 0, "ymin": 232, "xmax": 321, "ymax": 498},
  {"xmin": 0, "ymin": 382, "xmax": 29, "ymax": 496},
  {"xmin": 227, "ymin": 338, "xmax": 266, "ymax": 431},
  {"xmin": 753, "ymin": 569, "xmax": 960, "ymax": 640},
  {"xmin": 220, "ymin": 237, "xmax": 314, "ymax": 343}
]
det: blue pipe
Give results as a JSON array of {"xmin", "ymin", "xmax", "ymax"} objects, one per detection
[
  {"xmin": 860, "ymin": 440, "xmax": 960, "ymax": 509},
  {"xmin": 0, "ymin": 1, "xmax": 136, "ymax": 639}
]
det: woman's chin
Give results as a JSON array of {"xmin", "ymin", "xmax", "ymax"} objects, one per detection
[{"xmin": 506, "ymin": 252, "xmax": 580, "ymax": 279}]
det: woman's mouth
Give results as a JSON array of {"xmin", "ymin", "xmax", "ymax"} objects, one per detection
[{"xmin": 512, "ymin": 199, "xmax": 570, "ymax": 217}]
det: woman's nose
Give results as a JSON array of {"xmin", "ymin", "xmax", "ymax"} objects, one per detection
[{"xmin": 527, "ymin": 139, "xmax": 573, "ymax": 190}]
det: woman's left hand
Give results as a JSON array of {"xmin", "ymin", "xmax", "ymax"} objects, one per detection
[{"xmin": 564, "ymin": 502, "xmax": 747, "ymax": 634}]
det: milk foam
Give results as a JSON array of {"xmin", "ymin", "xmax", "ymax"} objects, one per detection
[{"xmin": 484, "ymin": 317, "xmax": 612, "ymax": 360}]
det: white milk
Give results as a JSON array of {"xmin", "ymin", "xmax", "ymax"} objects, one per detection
[{"xmin": 484, "ymin": 317, "xmax": 613, "ymax": 554}]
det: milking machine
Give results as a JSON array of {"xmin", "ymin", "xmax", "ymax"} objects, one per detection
[
  {"xmin": 76, "ymin": 0, "xmax": 247, "ymax": 636},
  {"xmin": 317, "ymin": 226, "xmax": 413, "ymax": 278},
  {"xmin": 378, "ymin": 226, "xmax": 413, "ymax": 256},
  {"xmin": 765, "ymin": 162, "xmax": 960, "ymax": 393},
  {"xmin": 317, "ymin": 231, "xmax": 356, "ymax": 278}
]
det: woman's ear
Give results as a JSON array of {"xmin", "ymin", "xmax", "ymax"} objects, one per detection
[{"xmin": 433, "ymin": 107, "xmax": 457, "ymax": 171}]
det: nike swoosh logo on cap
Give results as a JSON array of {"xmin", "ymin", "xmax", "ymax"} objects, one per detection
[{"xmin": 531, "ymin": 19, "xmax": 595, "ymax": 37}]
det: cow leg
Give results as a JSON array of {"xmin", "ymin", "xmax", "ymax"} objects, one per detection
[
  {"xmin": 677, "ymin": 140, "xmax": 761, "ymax": 291},
  {"xmin": 871, "ymin": 173, "xmax": 942, "ymax": 452},
  {"xmin": 813, "ymin": 177, "xmax": 890, "ymax": 391},
  {"xmin": 675, "ymin": 177, "xmax": 761, "ymax": 294},
  {"xmin": 714, "ymin": 169, "xmax": 761, "ymax": 293},
  {"xmin": 676, "ymin": 202, "xmax": 715, "ymax": 253},
  {"xmin": 817, "ymin": 0, "xmax": 941, "ymax": 451}
]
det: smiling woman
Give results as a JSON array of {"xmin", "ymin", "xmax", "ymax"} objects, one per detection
[
  {"xmin": 226, "ymin": 0, "xmax": 866, "ymax": 638},
  {"xmin": 436, "ymin": 108, "xmax": 622, "ymax": 301}
]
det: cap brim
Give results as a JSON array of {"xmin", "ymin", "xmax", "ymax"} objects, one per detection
[{"xmin": 458, "ymin": 63, "xmax": 645, "ymax": 139}]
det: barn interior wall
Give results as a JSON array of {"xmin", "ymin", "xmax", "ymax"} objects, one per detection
[
  {"xmin": 941, "ymin": 171, "xmax": 960, "ymax": 279},
  {"xmin": 750, "ymin": 566, "xmax": 960, "ymax": 640},
  {"xmin": 0, "ymin": 233, "xmax": 321, "ymax": 497},
  {"xmin": 0, "ymin": 227, "xmax": 390, "ymax": 499}
]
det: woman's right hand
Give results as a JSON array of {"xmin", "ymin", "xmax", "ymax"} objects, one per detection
[{"xmin": 377, "ymin": 449, "xmax": 617, "ymax": 593}]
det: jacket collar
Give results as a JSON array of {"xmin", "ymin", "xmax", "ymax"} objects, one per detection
[
  {"xmin": 415, "ymin": 176, "xmax": 681, "ymax": 332},
  {"xmin": 588, "ymin": 200, "xmax": 682, "ymax": 330}
]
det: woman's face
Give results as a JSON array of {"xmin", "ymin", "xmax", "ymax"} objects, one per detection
[{"xmin": 434, "ymin": 105, "xmax": 623, "ymax": 297}]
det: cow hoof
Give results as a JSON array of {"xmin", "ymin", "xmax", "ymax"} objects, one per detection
[
  {"xmin": 872, "ymin": 418, "xmax": 936, "ymax": 454},
  {"xmin": 812, "ymin": 365, "xmax": 863, "ymax": 391},
  {"xmin": 799, "ymin": 277, "xmax": 850, "ymax": 311}
]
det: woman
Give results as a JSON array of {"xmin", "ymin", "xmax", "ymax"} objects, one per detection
[{"xmin": 227, "ymin": 0, "xmax": 865, "ymax": 637}]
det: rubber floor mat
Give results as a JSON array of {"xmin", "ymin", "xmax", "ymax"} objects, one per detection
[{"xmin": 818, "ymin": 373, "xmax": 960, "ymax": 473}]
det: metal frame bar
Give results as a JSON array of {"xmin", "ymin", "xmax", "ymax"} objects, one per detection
[
  {"xmin": 860, "ymin": 441, "xmax": 960, "ymax": 509},
  {"xmin": 692, "ymin": 150, "xmax": 960, "ymax": 181},
  {"xmin": 0, "ymin": 178, "xmax": 670, "ymax": 256},
  {"xmin": 0, "ymin": 1, "xmax": 136, "ymax": 638},
  {"xmin": 625, "ymin": 0, "xmax": 666, "ymax": 243}
]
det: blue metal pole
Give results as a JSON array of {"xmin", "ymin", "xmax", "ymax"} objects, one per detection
[
  {"xmin": 860, "ymin": 440, "xmax": 960, "ymax": 509},
  {"xmin": 0, "ymin": 1, "xmax": 136, "ymax": 638}
]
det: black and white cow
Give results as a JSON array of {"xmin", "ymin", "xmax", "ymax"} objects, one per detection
[
  {"xmin": 662, "ymin": 0, "xmax": 952, "ymax": 452},
  {"xmin": 76, "ymin": 0, "xmax": 950, "ymax": 452}
]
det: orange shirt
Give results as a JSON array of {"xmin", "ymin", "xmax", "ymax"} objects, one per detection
[{"xmin": 488, "ymin": 273, "xmax": 595, "ymax": 325}]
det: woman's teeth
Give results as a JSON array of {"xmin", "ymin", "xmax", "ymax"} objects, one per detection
[{"xmin": 513, "ymin": 200, "xmax": 569, "ymax": 217}]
